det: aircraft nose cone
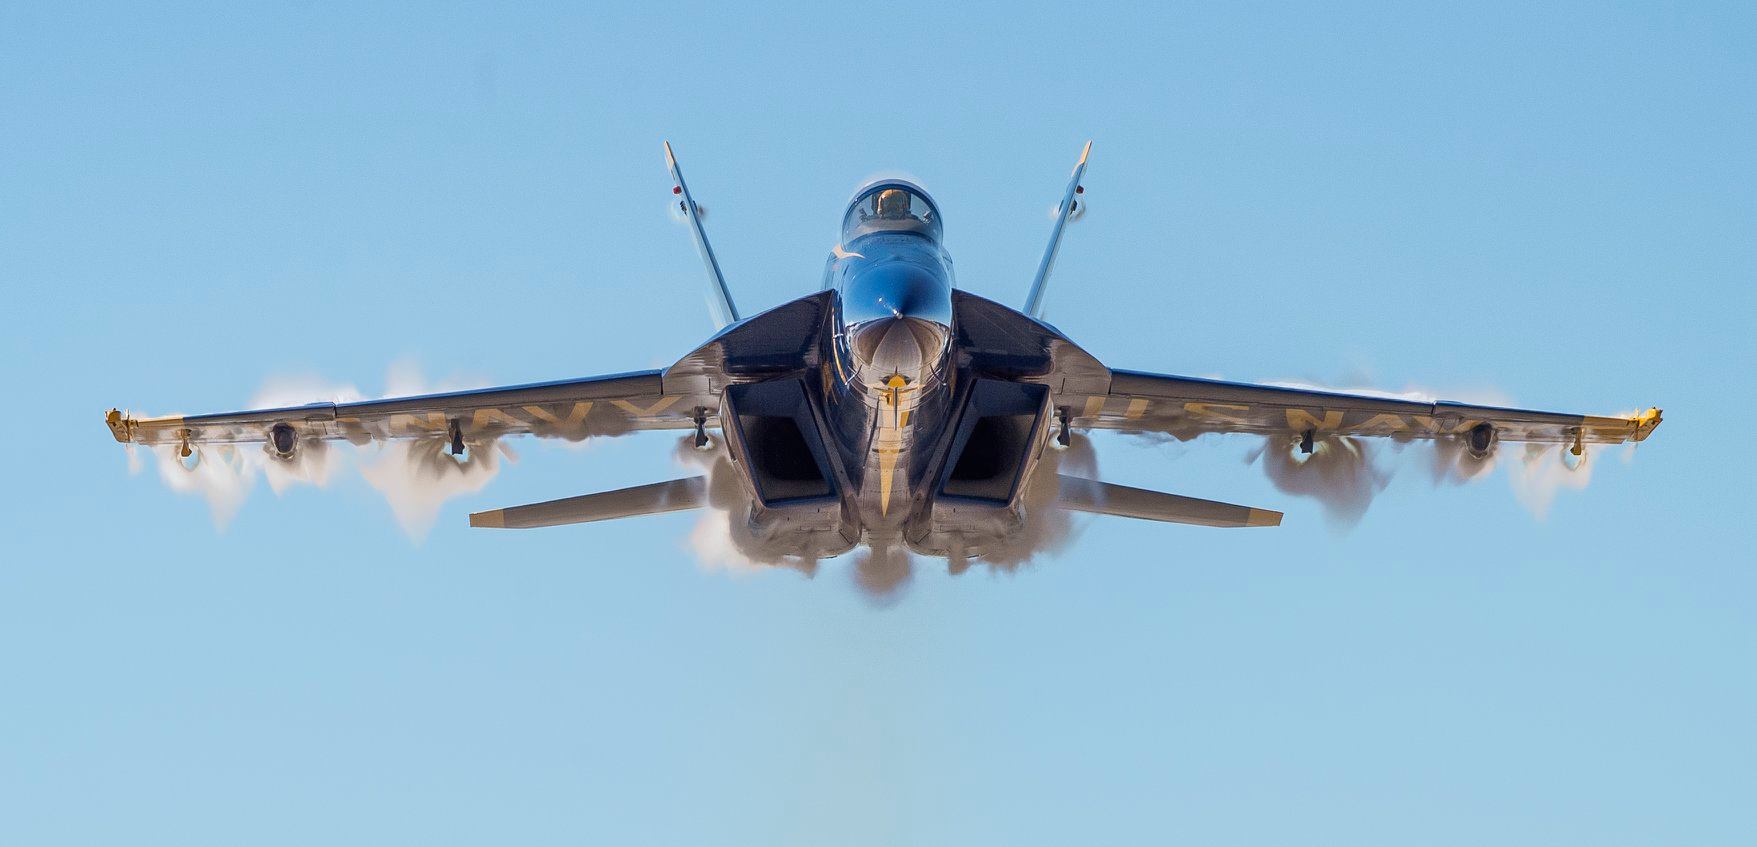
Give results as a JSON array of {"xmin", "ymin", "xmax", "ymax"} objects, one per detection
[{"xmin": 849, "ymin": 317, "xmax": 949, "ymax": 381}]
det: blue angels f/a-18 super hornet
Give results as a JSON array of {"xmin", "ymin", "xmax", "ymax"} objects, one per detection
[{"xmin": 105, "ymin": 142, "xmax": 1663, "ymax": 559}]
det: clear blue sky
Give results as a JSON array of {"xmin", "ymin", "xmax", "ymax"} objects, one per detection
[{"xmin": 3, "ymin": 2, "xmax": 1753, "ymax": 844}]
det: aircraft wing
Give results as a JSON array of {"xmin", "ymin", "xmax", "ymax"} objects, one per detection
[
  {"xmin": 105, "ymin": 370, "xmax": 714, "ymax": 454},
  {"xmin": 1069, "ymin": 369, "xmax": 1662, "ymax": 448},
  {"xmin": 105, "ymin": 288, "xmax": 835, "ymax": 459}
]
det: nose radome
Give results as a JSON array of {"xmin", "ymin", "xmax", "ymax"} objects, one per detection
[{"xmin": 850, "ymin": 317, "xmax": 949, "ymax": 378}]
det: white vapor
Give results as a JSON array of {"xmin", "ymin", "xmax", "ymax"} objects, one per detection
[
  {"xmin": 672, "ymin": 438, "xmax": 821, "ymax": 579},
  {"xmin": 359, "ymin": 438, "xmax": 506, "ymax": 541},
  {"xmin": 1246, "ymin": 434, "xmax": 1390, "ymax": 530},
  {"xmin": 1507, "ymin": 443, "xmax": 1594, "ymax": 520},
  {"xmin": 137, "ymin": 364, "xmax": 508, "ymax": 539},
  {"xmin": 671, "ymin": 433, "xmax": 1101, "ymax": 602},
  {"xmin": 1227, "ymin": 377, "xmax": 1607, "ymax": 527},
  {"xmin": 153, "ymin": 444, "xmax": 261, "ymax": 530}
]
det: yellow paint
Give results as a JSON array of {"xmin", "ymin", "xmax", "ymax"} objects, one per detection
[
  {"xmin": 1633, "ymin": 407, "xmax": 1664, "ymax": 441},
  {"xmin": 1349, "ymin": 413, "xmax": 1409, "ymax": 432},
  {"xmin": 1245, "ymin": 509, "xmax": 1282, "ymax": 527},
  {"xmin": 878, "ymin": 447, "xmax": 898, "ymax": 516},
  {"xmin": 1286, "ymin": 408, "xmax": 1343, "ymax": 431},
  {"xmin": 1124, "ymin": 398, "xmax": 1150, "ymax": 419},
  {"xmin": 611, "ymin": 396, "xmax": 681, "ymax": 417},
  {"xmin": 104, "ymin": 409, "xmax": 132, "ymax": 443},
  {"xmin": 389, "ymin": 412, "xmax": 446, "ymax": 435},
  {"xmin": 1182, "ymin": 402, "xmax": 1251, "ymax": 425},
  {"xmin": 1410, "ymin": 415, "xmax": 1479, "ymax": 434},
  {"xmin": 1082, "ymin": 396, "xmax": 1105, "ymax": 419},
  {"xmin": 872, "ymin": 378, "xmax": 915, "ymax": 517},
  {"xmin": 471, "ymin": 407, "xmax": 522, "ymax": 430},
  {"xmin": 523, "ymin": 401, "xmax": 592, "ymax": 428}
]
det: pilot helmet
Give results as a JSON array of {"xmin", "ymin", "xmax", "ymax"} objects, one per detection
[{"xmin": 875, "ymin": 188, "xmax": 912, "ymax": 219}]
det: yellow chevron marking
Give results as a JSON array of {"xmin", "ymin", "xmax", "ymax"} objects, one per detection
[
  {"xmin": 1183, "ymin": 402, "xmax": 1251, "ymax": 425},
  {"xmin": 1287, "ymin": 409, "xmax": 1344, "ymax": 431},
  {"xmin": 611, "ymin": 396, "xmax": 681, "ymax": 417},
  {"xmin": 1348, "ymin": 413, "xmax": 1409, "ymax": 432},
  {"xmin": 389, "ymin": 412, "xmax": 446, "ymax": 435},
  {"xmin": 471, "ymin": 407, "xmax": 522, "ymax": 430}
]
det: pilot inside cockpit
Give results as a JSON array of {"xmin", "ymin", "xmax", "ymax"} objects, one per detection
[
  {"xmin": 841, "ymin": 182, "xmax": 943, "ymax": 244},
  {"xmin": 875, "ymin": 188, "xmax": 912, "ymax": 220}
]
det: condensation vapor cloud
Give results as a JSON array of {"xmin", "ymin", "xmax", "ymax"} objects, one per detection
[
  {"xmin": 1246, "ymin": 434, "xmax": 1390, "ymax": 530},
  {"xmin": 1224, "ymin": 378, "xmax": 1616, "ymax": 528},
  {"xmin": 674, "ymin": 433, "xmax": 1102, "ymax": 603},
  {"xmin": 957, "ymin": 432, "xmax": 1099, "ymax": 573},
  {"xmin": 673, "ymin": 438, "xmax": 823, "ymax": 579},
  {"xmin": 137, "ymin": 364, "xmax": 508, "ymax": 540}
]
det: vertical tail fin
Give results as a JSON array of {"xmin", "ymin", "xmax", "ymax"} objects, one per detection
[
  {"xmin": 664, "ymin": 141, "xmax": 741, "ymax": 328},
  {"xmin": 1023, "ymin": 140, "xmax": 1092, "ymax": 321}
]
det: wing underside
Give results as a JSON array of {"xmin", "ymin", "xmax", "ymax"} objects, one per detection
[
  {"xmin": 1058, "ymin": 370, "xmax": 1661, "ymax": 448},
  {"xmin": 106, "ymin": 370, "xmax": 714, "ymax": 453},
  {"xmin": 105, "ymin": 290, "xmax": 838, "ymax": 455}
]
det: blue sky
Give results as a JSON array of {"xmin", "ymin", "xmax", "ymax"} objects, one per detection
[{"xmin": 3, "ymin": 2, "xmax": 1753, "ymax": 844}]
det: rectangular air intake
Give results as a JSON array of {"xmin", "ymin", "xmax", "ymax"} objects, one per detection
[
  {"xmin": 722, "ymin": 378, "xmax": 837, "ymax": 507},
  {"xmin": 936, "ymin": 379, "xmax": 1050, "ymax": 506}
]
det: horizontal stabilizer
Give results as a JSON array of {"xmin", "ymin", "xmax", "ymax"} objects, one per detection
[
  {"xmin": 470, "ymin": 476, "xmax": 708, "ymax": 529},
  {"xmin": 1055, "ymin": 475, "xmax": 1281, "ymax": 528}
]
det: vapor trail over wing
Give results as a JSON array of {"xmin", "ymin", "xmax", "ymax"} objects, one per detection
[
  {"xmin": 470, "ymin": 477, "xmax": 708, "ymax": 528},
  {"xmin": 1055, "ymin": 475, "xmax": 1282, "ymax": 527}
]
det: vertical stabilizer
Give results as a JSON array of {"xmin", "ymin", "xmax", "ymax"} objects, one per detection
[
  {"xmin": 664, "ymin": 141, "xmax": 741, "ymax": 328},
  {"xmin": 1023, "ymin": 141, "xmax": 1092, "ymax": 321}
]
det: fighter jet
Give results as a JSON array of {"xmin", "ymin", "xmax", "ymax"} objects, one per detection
[{"xmin": 104, "ymin": 142, "xmax": 1663, "ymax": 560}]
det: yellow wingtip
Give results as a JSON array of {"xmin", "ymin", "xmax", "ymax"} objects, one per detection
[
  {"xmin": 1633, "ymin": 407, "xmax": 1663, "ymax": 441},
  {"xmin": 1245, "ymin": 508, "xmax": 1283, "ymax": 527},
  {"xmin": 469, "ymin": 510, "xmax": 505, "ymax": 529},
  {"xmin": 104, "ymin": 408, "xmax": 130, "ymax": 443}
]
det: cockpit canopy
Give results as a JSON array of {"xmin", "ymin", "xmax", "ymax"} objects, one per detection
[{"xmin": 841, "ymin": 181, "xmax": 942, "ymax": 244}]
